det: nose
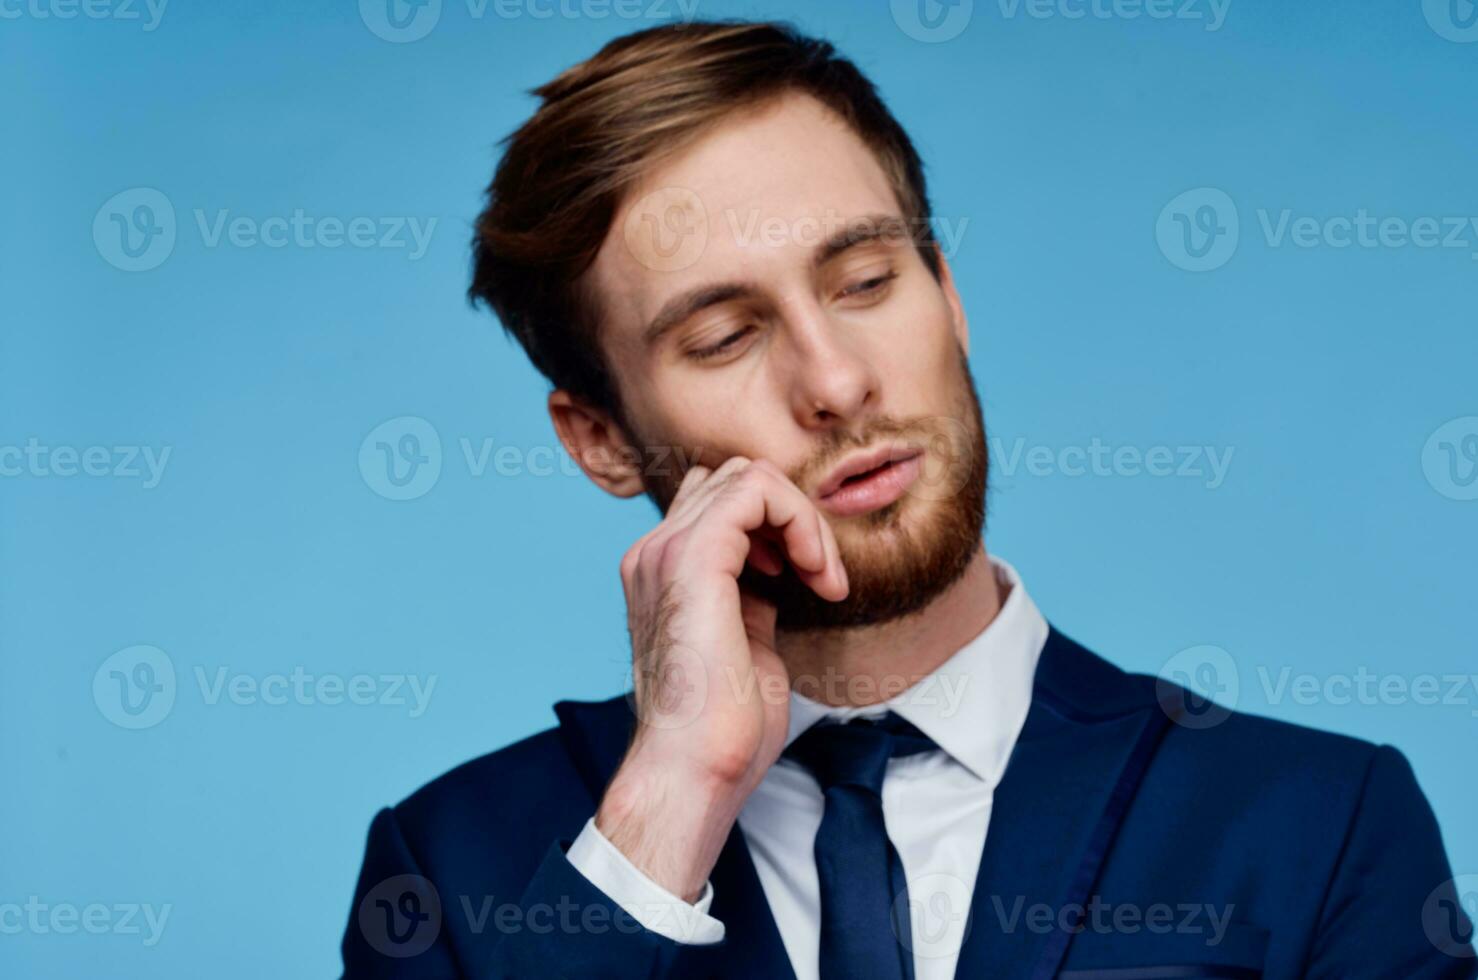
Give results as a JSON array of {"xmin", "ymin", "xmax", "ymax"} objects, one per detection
[{"xmin": 781, "ymin": 295, "xmax": 882, "ymax": 431}]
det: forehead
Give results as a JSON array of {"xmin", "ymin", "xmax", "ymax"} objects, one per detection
[{"xmin": 587, "ymin": 92, "xmax": 904, "ymax": 355}]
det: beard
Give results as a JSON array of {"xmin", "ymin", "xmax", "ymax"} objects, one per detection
[{"xmin": 636, "ymin": 342, "xmax": 989, "ymax": 632}]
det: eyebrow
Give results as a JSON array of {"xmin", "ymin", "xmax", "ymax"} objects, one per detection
[{"xmin": 640, "ymin": 211, "xmax": 908, "ymax": 349}]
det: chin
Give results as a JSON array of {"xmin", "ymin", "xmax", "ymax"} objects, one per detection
[{"xmin": 745, "ymin": 462, "xmax": 987, "ymax": 633}]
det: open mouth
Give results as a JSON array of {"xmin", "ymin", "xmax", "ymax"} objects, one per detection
[
  {"xmin": 818, "ymin": 450, "xmax": 924, "ymax": 517},
  {"xmin": 839, "ymin": 458, "xmax": 906, "ymax": 487}
]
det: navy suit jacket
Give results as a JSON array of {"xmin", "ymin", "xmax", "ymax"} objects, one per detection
[{"xmin": 341, "ymin": 627, "xmax": 1475, "ymax": 978}]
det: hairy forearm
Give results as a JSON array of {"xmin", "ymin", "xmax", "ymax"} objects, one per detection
[{"xmin": 595, "ymin": 759, "xmax": 750, "ymax": 905}]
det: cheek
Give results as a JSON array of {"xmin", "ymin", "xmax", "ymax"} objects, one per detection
[
  {"xmin": 636, "ymin": 388, "xmax": 773, "ymax": 469},
  {"xmin": 876, "ymin": 291, "xmax": 958, "ymax": 395}
]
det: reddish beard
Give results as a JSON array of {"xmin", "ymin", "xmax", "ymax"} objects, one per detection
[{"xmin": 637, "ymin": 344, "xmax": 988, "ymax": 632}]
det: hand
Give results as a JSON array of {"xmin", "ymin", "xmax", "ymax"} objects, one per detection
[{"xmin": 595, "ymin": 456, "xmax": 849, "ymax": 903}]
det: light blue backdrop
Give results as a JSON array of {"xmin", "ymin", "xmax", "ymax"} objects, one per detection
[{"xmin": 3, "ymin": 1, "xmax": 1474, "ymax": 975}]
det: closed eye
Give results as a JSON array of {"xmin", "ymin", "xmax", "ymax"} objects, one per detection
[
  {"xmin": 839, "ymin": 269, "xmax": 899, "ymax": 299},
  {"xmin": 688, "ymin": 324, "xmax": 757, "ymax": 361}
]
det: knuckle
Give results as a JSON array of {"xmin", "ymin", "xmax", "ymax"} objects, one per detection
[
  {"xmin": 735, "ymin": 462, "xmax": 771, "ymax": 490},
  {"xmin": 750, "ymin": 457, "xmax": 784, "ymax": 481},
  {"xmin": 678, "ymin": 464, "xmax": 709, "ymax": 490},
  {"xmin": 653, "ymin": 530, "xmax": 691, "ymax": 576},
  {"xmin": 619, "ymin": 546, "xmax": 641, "ymax": 582},
  {"xmin": 622, "ymin": 531, "xmax": 656, "ymax": 575},
  {"xmin": 715, "ymin": 455, "xmax": 751, "ymax": 479}
]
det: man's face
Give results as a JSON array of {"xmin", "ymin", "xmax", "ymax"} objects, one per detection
[{"xmin": 583, "ymin": 92, "xmax": 988, "ymax": 631}]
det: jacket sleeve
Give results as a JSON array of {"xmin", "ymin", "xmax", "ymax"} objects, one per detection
[
  {"xmin": 341, "ymin": 805, "xmax": 708, "ymax": 979},
  {"xmin": 1305, "ymin": 745, "xmax": 1477, "ymax": 979}
]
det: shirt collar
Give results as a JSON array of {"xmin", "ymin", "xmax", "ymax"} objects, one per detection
[{"xmin": 782, "ymin": 553, "xmax": 1048, "ymax": 785}]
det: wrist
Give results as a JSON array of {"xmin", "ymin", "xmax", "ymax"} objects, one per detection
[{"xmin": 595, "ymin": 756, "xmax": 749, "ymax": 904}]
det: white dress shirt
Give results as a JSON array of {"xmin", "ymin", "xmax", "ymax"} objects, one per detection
[{"xmin": 566, "ymin": 553, "xmax": 1048, "ymax": 980}]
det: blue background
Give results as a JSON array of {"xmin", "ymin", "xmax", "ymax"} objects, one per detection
[{"xmin": 3, "ymin": 0, "xmax": 1474, "ymax": 974}]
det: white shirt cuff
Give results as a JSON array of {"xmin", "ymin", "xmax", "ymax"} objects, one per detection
[{"xmin": 565, "ymin": 815, "xmax": 726, "ymax": 944}]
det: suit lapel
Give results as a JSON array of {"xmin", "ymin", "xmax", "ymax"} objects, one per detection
[
  {"xmin": 952, "ymin": 627, "xmax": 1172, "ymax": 980},
  {"xmin": 554, "ymin": 625, "xmax": 1171, "ymax": 980},
  {"xmin": 553, "ymin": 696, "xmax": 797, "ymax": 980}
]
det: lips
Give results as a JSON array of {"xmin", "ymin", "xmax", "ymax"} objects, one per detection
[
  {"xmin": 816, "ymin": 443, "xmax": 924, "ymax": 500},
  {"xmin": 821, "ymin": 446, "xmax": 922, "ymax": 520}
]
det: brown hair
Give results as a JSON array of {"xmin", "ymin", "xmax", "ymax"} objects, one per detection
[{"xmin": 467, "ymin": 19, "xmax": 941, "ymax": 432}]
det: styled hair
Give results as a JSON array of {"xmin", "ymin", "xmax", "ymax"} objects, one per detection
[{"xmin": 467, "ymin": 19, "xmax": 940, "ymax": 430}]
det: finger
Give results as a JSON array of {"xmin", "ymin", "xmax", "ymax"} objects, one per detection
[
  {"xmin": 663, "ymin": 454, "xmax": 751, "ymax": 528},
  {"xmin": 664, "ymin": 461, "xmax": 712, "ymax": 518},
  {"xmin": 746, "ymin": 532, "xmax": 785, "ymax": 576},
  {"xmin": 743, "ymin": 461, "xmax": 829, "ymax": 576},
  {"xmin": 704, "ymin": 462, "xmax": 846, "ymax": 601},
  {"xmin": 817, "ymin": 507, "xmax": 848, "ymax": 597}
]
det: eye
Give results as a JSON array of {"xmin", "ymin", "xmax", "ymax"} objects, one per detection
[
  {"xmin": 838, "ymin": 269, "xmax": 899, "ymax": 299},
  {"xmin": 688, "ymin": 324, "xmax": 757, "ymax": 361}
]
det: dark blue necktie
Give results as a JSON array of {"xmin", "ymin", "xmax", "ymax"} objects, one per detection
[{"xmin": 782, "ymin": 711, "xmax": 939, "ymax": 980}]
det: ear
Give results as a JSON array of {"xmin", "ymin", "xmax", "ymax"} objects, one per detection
[
  {"xmin": 934, "ymin": 246, "xmax": 970, "ymax": 358},
  {"xmin": 548, "ymin": 389, "xmax": 647, "ymax": 498}
]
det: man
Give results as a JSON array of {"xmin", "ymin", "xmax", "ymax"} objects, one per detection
[{"xmin": 341, "ymin": 20, "xmax": 1474, "ymax": 979}]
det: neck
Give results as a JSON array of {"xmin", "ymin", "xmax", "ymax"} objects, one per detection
[{"xmin": 774, "ymin": 543, "xmax": 1002, "ymax": 707}]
